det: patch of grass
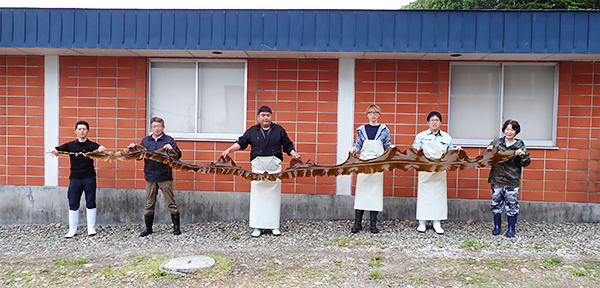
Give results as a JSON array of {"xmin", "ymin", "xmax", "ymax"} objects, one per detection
[
  {"xmin": 294, "ymin": 268, "xmax": 346, "ymax": 283},
  {"xmin": 467, "ymin": 258, "xmax": 478, "ymax": 265},
  {"xmin": 456, "ymin": 271, "xmax": 483, "ymax": 284},
  {"xmin": 459, "ymin": 239, "xmax": 489, "ymax": 250},
  {"xmin": 370, "ymin": 270, "xmax": 384, "ymax": 280},
  {"xmin": 231, "ymin": 235, "xmax": 240, "ymax": 240},
  {"xmin": 485, "ymin": 259, "xmax": 506, "ymax": 267},
  {"xmin": 571, "ymin": 269, "xmax": 588, "ymax": 276},
  {"xmin": 205, "ymin": 254, "xmax": 235, "ymax": 276},
  {"xmin": 262, "ymin": 267, "xmax": 285, "ymax": 283},
  {"xmin": 325, "ymin": 237, "xmax": 350, "ymax": 247},
  {"xmin": 54, "ymin": 258, "xmax": 89, "ymax": 266},
  {"xmin": 353, "ymin": 239, "xmax": 373, "ymax": 245},
  {"xmin": 544, "ymin": 258, "xmax": 563, "ymax": 266},
  {"xmin": 369, "ymin": 255, "xmax": 384, "ymax": 268},
  {"xmin": 334, "ymin": 259, "xmax": 342, "ymax": 266},
  {"xmin": 409, "ymin": 276, "xmax": 429, "ymax": 284}
]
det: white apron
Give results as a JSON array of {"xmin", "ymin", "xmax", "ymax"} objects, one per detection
[
  {"xmin": 416, "ymin": 142, "xmax": 448, "ymax": 220},
  {"xmin": 249, "ymin": 156, "xmax": 282, "ymax": 229},
  {"xmin": 354, "ymin": 140, "xmax": 385, "ymax": 211}
]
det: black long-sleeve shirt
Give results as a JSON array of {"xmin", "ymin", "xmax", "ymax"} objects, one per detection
[
  {"xmin": 236, "ymin": 123, "xmax": 296, "ymax": 161},
  {"xmin": 55, "ymin": 139, "xmax": 100, "ymax": 179}
]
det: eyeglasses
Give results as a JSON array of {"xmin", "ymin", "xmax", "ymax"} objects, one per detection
[
  {"xmin": 367, "ymin": 111, "xmax": 380, "ymax": 115},
  {"xmin": 428, "ymin": 119, "xmax": 440, "ymax": 123}
]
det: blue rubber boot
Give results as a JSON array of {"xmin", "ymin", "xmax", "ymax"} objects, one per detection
[
  {"xmin": 492, "ymin": 213, "xmax": 502, "ymax": 235},
  {"xmin": 506, "ymin": 215, "xmax": 517, "ymax": 237}
]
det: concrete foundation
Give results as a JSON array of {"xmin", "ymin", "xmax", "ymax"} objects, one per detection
[{"xmin": 1, "ymin": 185, "xmax": 599, "ymax": 225}]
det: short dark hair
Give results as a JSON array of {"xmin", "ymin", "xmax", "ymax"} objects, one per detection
[
  {"xmin": 427, "ymin": 111, "xmax": 442, "ymax": 122},
  {"xmin": 75, "ymin": 120, "xmax": 89, "ymax": 130},
  {"xmin": 502, "ymin": 119, "xmax": 521, "ymax": 135},
  {"xmin": 257, "ymin": 105, "xmax": 272, "ymax": 114},
  {"xmin": 150, "ymin": 116, "xmax": 165, "ymax": 126}
]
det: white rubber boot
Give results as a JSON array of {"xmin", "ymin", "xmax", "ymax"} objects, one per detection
[
  {"xmin": 64, "ymin": 210, "xmax": 79, "ymax": 238},
  {"xmin": 433, "ymin": 220, "xmax": 444, "ymax": 234},
  {"xmin": 416, "ymin": 220, "xmax": 426, "ymax": 233},
  {"xmin": 251, "ymin": 228, "xmax": 261, "ymax": 237},
  {"xmin": 87, "ymin": 208, "xmax": 97, "ymax": 236},
  {"xmin": 272, "ymin": 229, "xmax": 281, "ymax": 236}
]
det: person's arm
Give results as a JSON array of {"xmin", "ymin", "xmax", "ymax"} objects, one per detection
[
  {"xmin": 381, "ymin": 126, "xmax": 392, "ymax": 150},
  {"xmin": 280, "ymin": 128, "xmax": 300, "ymax": 159},
  {"xmin": 165, "ymin": 138, "xmax": 182, "ymax": 159},
  {"xmin": 222, "ymin": 143, "xmax": 242, "ymax": 158},
  {"xmin": 350, "ymin": 126, "xmax": 365, "ymax": 154},
  {"xmin": 49, "ymin": 142, "xmax": 70, "ymax": 156},
  {"xmin": 412, "ymin": 132, "xmax": 422, "ymax": 151},
  {"xmin": 515, "ymin": 143, "xmax": 531, "ymax": 167}
]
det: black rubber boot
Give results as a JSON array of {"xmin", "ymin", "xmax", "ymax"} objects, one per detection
[
  {"xmin": 140, "ymin": 214, "xmax": 154, "ymax": 237},
  {"xmin": 506, "ymin": 215, "xmax": 517, "ymax": 237},
  {"xmin": 492, "ymin": 213, "xmax": 502, "ymax": 235},
  {"xmin": 171, "ymin": 213, "xmax": 181, "ymax": 235},
  {"xmin": 351, "ymin": 210, "xmax": 364, "ymax": 233},
  {"xmin": 370, "ymin": 211, "xmax": 379, "ymax": 234}
]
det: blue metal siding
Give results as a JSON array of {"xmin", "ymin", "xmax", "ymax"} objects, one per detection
[{"xmin": 0, "ymin": 8, "xmax": 599, "ymax": 54}]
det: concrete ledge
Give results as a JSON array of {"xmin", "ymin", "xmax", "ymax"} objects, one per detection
[{"xmin": 1, "ymin": 185, "xmax": 599, "ymax": 225}]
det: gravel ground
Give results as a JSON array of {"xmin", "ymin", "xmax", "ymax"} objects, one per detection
[{"xmin": 1, "ymin": 219, "xmax": 600, "ymax": 287}]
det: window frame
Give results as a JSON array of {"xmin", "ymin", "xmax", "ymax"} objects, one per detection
[
  {"xmin": 147, "ymin": 58, "xmax": 248, "ymax": 141},
  {"xmin": 448, "ymin": 62, "xmax": 558, "ymax": 149}
]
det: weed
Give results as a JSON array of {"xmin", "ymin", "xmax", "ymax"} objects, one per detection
[
  {"xmin": 459, "ymin": 239, "xmax": 488, "ymax": 250},
  {"xmin": 409, "ymin": 276, "xmax": 429, "ymax": 284},
  {"xmin": 54, "ymin": 258, "xmax": 89, "ymax": 266},
  {"xmin": 369, "ymin": 255, "xmax": 384, "ymax": 267},
  {"xmin": 544, "ymin": 258, "xmax": 563, "ymax": 266},
  {"xmin": 334, "ymin": 259, "xmax": 342, "ymax": 266},
  {"xmin": 485, "ymin": 259, "xmax": 506, "ymax": 267},
  {"xmin": 205, "ymin": 254, "xmax": 235, "ymax": 276},
  {"xmin": 262, "ymin": 267, "xmax": 285, "ymax": 283},
  {"xmin": 325, "ymin": 237, "xmax": 350, "ymax": 247},
  {"xmin": 231, "ymin": 235, "xmax": 240, "ymax": 241},
  {"xmin": 370, "ymin": 270, "xmax": 384, "ymax": 279},
  {"xmin": 571, "ymin": 269, "xmax": 587, "ymax": 276}
]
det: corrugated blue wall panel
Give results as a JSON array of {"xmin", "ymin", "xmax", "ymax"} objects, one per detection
[
  {"xmin": 559, "ymin": 13, "xmax": 575, "ymax": 53},
  {"xmin": 340, "ymin": 12, "xmax": 356, "ymax": 52},
  {"xmin": 447, "ymin": 13, "xmax": 463, "ymax": 53},
  {"xmin": 590, "ymin": 13, "xmax": 600, "ymax": 53},
  {"xmin": 315, "ymin": 11, "xmax": 331, "ymax": 51},
  {"xmin": 173, "ymin": 11, "xmax": 188, "ymax": 49},
  {"xmin": 394, "ymin": 12, "xmax": 410, "ymax": 52},
  {"xmin": 1, "ymin": 8, "xmax": 599, "ymax": 55},
  {"xmin": 475, "ymin": 12, "xmax": 491, "ymax": 53},
  {"xmin": 123, "ymin": 11, "xmax": 137, "ymax": 48},
  {"xmin": 434, "ymin": 12, "xmax": 449, "ymax": 53},
  {"xmin": 421, "ymin": 11, "xmax": 436, "ymax": 53},
  {"xmin": 489, "ymin": 13, "xmax": 504, "ymax": 53},
  {"xmin": 328, "ymin": 11, "xmax": 342, "ymax": 51},
  {"xmin": 301, "ymin": 11, "xmax": 316, "ymax": 51},
  {"xmin": 407, "ymin": 12, "xmax": 422, "ymax": 52},
  {"xmin": 262, "ymin": 11, "xmax": 277, "ymax": 50},
  {"xmin": 573, "ymin": 13, "xmax": 590, "ymax": 54}
]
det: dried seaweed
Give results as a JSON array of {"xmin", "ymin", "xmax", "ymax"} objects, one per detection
[{"xmin": 56, "ymin": 144, "xmax": 514, "ymax": 181}]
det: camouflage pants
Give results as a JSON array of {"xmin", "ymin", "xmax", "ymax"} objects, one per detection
[{"xmin": 490, "ymin": 184, "xmax": 519, "ymax": 216}]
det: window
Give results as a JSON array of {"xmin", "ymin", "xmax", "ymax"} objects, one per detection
[
  {"xmin": 449, "ymin": 63, "xmax": 557, "ymax": 148},
  {"xmin": 148, "ymin": 60, "xmax": 247, "ymax": 141}
]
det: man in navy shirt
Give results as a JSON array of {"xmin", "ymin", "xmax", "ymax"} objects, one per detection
[
  {"xmin": 222, "ymin": 106, "xmax": 300, "ymax": 237},
  {"xmin": 128, "ymin": 117, "xmax": 182, "ymax": 237},
  {"xmin": 49, "ymin": 120, "xmax": 106, "ymax": 238}
]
